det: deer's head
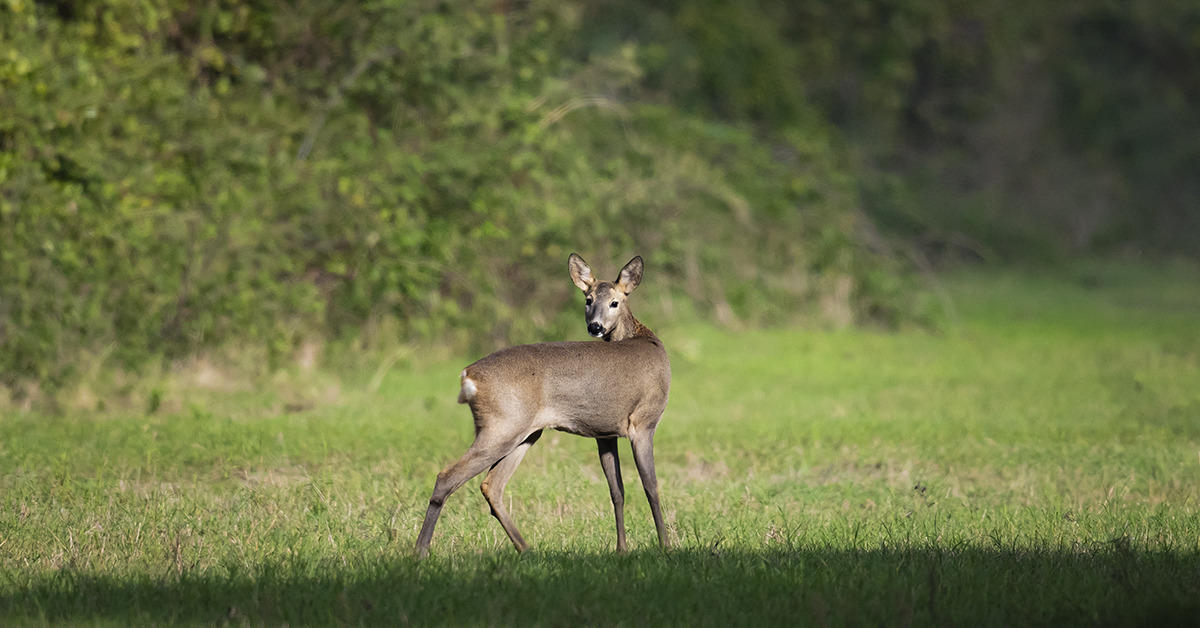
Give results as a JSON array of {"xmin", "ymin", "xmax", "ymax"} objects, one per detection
[{"xmin": 568, "ymin": 253, "xmax": 643, "ymax": 340}]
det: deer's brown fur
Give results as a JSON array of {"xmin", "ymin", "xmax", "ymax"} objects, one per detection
[{"xmin": 414, "ymin": 254, "xmax": 671, "ymax": 557}]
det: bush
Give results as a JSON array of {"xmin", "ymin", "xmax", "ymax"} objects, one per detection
[{"xmin": 0, "ymin": 0, "xmax": 929, "ymax": 396}]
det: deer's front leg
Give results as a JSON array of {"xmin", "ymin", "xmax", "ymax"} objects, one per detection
[{"xmin": 597, "ymin": 437, "xmax": 627, "ymax": 552}]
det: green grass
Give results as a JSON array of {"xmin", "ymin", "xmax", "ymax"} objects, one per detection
[{"xmin": 2, "ymin": 261, "xmax": 1200, "ymax": 626}]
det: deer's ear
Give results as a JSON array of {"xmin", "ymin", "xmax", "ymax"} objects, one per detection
[
  {"xmin": 616, "ymin": 256, "xmax": 643, "ymax": 294},
  {"xmin": 568, "ymin": 253, "xmax": 594, "ymax": 292}
]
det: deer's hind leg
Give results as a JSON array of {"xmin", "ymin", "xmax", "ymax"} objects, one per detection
[
  {"xmin": 481, "ymin": 429, "xmax": 543, "ymax": 553},
  {"xmin": 415, "ymin": 423, "xmax": 532, "ymax": 557}
]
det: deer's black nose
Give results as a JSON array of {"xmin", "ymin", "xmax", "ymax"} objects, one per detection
[{"xmin": 587, "ymin": 322, "xmax": 605, "ymax": 337}]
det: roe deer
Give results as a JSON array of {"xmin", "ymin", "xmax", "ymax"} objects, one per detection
[{"xmin": 414, "ymin": 254, "xmax": 671, "ymax": 557}]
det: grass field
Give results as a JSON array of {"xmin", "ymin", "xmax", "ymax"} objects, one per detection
[{"xmin": 2, "ymin": 261, "xmax": 1200, "ymax": 626}]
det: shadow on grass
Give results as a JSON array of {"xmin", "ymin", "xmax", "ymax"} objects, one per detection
[{"xmin": 2, "ymin": 546, "xmax": 1197, "ymax": 627}]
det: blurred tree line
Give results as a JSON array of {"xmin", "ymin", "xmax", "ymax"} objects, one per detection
[
  {"xmin": 2, "ymin": 0, "xmax": 1197, "ymax": 395},
  {"xmin": 587, "ymin": 0, "xmax": 1200, "ymax": 258}
]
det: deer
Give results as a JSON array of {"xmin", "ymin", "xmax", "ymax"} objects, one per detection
[{"xmin": 414, "ymin": 253, "xmax": 671, "ymax": 557}]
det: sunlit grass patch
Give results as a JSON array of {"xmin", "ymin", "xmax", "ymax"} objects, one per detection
[{"xmin": 2, "ymin": 261, "xmax": 1199, "ymax": 625}]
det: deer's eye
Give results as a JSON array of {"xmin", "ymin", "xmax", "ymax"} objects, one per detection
[
  {"xmin": 585, "ymin": 297, "xmax": 593, "ymax": 306},
  {"xmin": 610, "ymin": 301, "xmax": 619, "ymax": 308}
]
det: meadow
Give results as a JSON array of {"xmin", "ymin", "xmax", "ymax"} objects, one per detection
[{"xmin": 2, "ymin": 262, "xmax": 1199, "ymax": 626}]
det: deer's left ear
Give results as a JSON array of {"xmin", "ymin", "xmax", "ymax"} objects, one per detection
[{"xmin": 616, "ymin": 256, "xmax": 643, "ymax": 294}]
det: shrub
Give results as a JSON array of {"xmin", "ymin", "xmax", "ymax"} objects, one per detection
[{"xmin": 0, "ymin": 0, "xmax": 927, "ymax": 395}]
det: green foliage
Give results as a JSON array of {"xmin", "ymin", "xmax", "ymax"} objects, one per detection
[
  {"xmin": 0, "ymin": 0, "xmax": 325, "ymax": 389},
  {"xmin": 4, "ymin": 0, "xmax": 1200, "ymax": 393},
  {"xmin": 0, "ymin": 0, "xmax": 923, "ymax": 393}
]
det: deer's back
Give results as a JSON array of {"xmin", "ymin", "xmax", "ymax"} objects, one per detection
[{"xmin": 461, "ymin": 337, "xmax": 670, "ymax": 438}]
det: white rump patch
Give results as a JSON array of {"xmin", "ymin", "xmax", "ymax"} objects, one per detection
[{"xmin": 458, "ymin": 371, "xmax": 477, "ymax": 404}]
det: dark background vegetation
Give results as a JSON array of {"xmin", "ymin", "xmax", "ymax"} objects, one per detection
[{"xmin": 3, "ymin": 0, "xmax": 1199, "ymax": 397}]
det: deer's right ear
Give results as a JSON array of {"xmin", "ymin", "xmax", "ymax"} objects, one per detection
[{"xmin": 568, "ymin": 253, "xmax": 594, "ymax": 292}]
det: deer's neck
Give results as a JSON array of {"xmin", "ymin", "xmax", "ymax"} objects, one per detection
[{"xmin": 605, "ymin": 310, "xmax": 656, "ymax": 342}]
